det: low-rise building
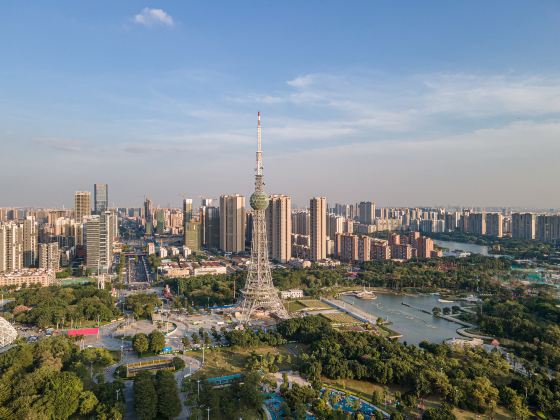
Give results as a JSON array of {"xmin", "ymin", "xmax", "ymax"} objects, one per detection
[
  {"xmin": 0, "ymin": 269, "xmax": 56, "ymax": 288},
  {"xmin": 280, "ymin": 289, "xmax": 304, "ymax": 299},
  {"xmin": 192, "ymin": 262, "xmax": 227, "ymax": 276}
]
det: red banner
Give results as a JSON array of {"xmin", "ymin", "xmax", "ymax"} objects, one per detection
[{"xmin": 67, "ymin": 328, "xmax": 99, "ymax": 336}]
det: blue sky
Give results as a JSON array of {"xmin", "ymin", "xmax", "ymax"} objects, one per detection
[{"xmin": 1, "ymin": 1, "xmax": 560, "ymax": 208}]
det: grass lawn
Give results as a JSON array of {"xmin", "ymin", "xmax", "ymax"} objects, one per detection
[
  {"xmin": 320, "ymin": 312, "xmax": 361, "ymax": 325},
  {"xmin": 284, "ymin": 299, "xmax": 331, "ymax": 312},
  {"xmin": 186, "ymin": 345, "xmax": 298, "ymax": 379},
  {"xmin": 298, "ymin": 299, "xmax": 331, "ymax": 310},
  {"xmin": 453, "ymin": 406, "xmax": 513, "ymax": 420},
  {"xmin": 283, "ymin": 300, "xmax": 306, "ymax": 312}
]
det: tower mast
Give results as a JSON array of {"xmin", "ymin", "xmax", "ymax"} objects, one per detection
[{"xmin": 238, "ymin": 113, "xmax": 289, "ymax": 323}]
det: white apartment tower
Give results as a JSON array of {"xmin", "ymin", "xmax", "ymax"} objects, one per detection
[
  {"xmin": 266, "ymin": 195, "xmax": 292, "ymax": 263},
  {"xmin": 310, "ymin": 197, "xmax": 327, "ymax": 261},
  {"xmin": 219, "ymin": 194, "xmax": 246, "ymax": 253}
]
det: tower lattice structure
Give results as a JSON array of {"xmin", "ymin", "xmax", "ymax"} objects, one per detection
[{"xmin": 238, "ymin": 113, "xmax": 289, "ymax": 323}]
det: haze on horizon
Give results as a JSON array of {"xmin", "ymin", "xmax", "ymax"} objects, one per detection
[{"xmin": 1, "ymin": 1, "xmax": 560, "ymax": 210}]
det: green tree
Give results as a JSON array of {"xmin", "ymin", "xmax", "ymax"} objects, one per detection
[
  {"xmin": 432, "ymin": 307, "xmax": 442, "ymax": 316},
  {"xmin": 133, "ymin": 373, "xmax": 158, "ymax": 420},
  {"xmin": 133, "ymin": 333, "xmax": 149, "ymax": 356},
  {"xmin": 181, "ymin": 336, "xmax": 190, "ymax": 349},
  {"xmin": 79, "ymin": 390, "xmax": 98, "ymax": 415},
  {"xmin": 156, "ymin": 370, "xmax": 182, "ymax": 419},
  {"xmin": 38, "ymin": 371, "xmax": 84, "ymax": 419},
  {"xmin": 172, "ymin": 357, "xmax": 185, "ymax": 371},
  {"xmin": 422, "ymin": 407, "xmax": 456, "ymax": 419},
  {"xmin": 149, "ymin": 330, "xmax": 166, "ymax": 354}
]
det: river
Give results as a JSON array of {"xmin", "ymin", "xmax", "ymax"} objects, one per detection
[{"xmin": 339, "ymin": 293, "xmax": 465, "ymax": 345}]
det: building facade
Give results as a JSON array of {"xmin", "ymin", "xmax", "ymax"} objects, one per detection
[
  {"xmin": 266, "ymin": 195, "xmax": 292, "ymax": 263},
  {"xmin": 219, "ymin": 194, "xmax": 246, "ymax": 253},
  {"xmin": 310, "ymin": 197, "xmax": 327, "ymax": 261}
]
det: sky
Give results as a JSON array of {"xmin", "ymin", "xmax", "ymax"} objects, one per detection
[{"xmin": 1, "ymin": 1, "xmax": 560, "ymax": 209}]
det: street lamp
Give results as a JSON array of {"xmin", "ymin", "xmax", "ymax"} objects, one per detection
[{"xmin": 197, "ymin": 379, "xmax": 201, "ymax": 399}]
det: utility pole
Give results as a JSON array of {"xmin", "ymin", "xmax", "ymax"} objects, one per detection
[
  {"xmin": 197, "ymin": 379, "xmax": 201, "ymax": 399},
  {"xmin": 116, "ymin": 389, "xmax": 120, "ymax": 401},
  {"xmin": 207, "ymin": 407, "xmax": 210, "ymax": 420}
]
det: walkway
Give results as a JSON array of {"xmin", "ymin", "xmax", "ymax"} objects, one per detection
[{"xmin": 321, "ymin": 298, "xmax": 378, "ymax": 324}]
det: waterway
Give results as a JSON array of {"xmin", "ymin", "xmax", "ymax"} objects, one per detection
[
  {"xmin": 339, "ymin": 293, "xmax": 465, "ymax": 345},
  {"xmin": 433, "ymin": 239, "xmax": 490, "ymax": 256}
]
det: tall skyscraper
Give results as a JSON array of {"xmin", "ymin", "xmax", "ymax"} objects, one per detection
[
  {"xmin": 536, "ymin": 214, "xmax": 560, "ymax": 243},
  {"xmin": 358, "ymin": 201, "xmax": 376, "ymax": 225},
  {"xmin": 468, "ymin": 213, "xmax": 486, "ymax": 235},
  {"xmin": 239, "ymin": 113, "xmax": 288, "ymax": 322},
  {"xmin": 74, "ymin": 191, "xmax": 91, "ymax": 221},
  {"xmin": 219, "ymin": 194, "xmax": 246, "ymax": 253},
  {"xmin": 22, "ymin": 216, "xmax": 38, "ymax": 267},
  {"xmin": 85, "ymin": 211, "xmax": 113, "ymax": 273},
  {"xmin": 183, "ymin": 198, "xmax": 193, "ymax": 246},
  {"xmin": 512, "ymin": 213, "xmax": 536, "ymax": 240},
  {"xmin": 155, "ymin": 210, "xmax": 166, "ymax": 235},
  {"xmin": 39, "ymin": 242, "xmax": 60, "ymax": 271},
  {"xmin": 0, "ymin": 223, "xmax": 22, "ymax": 273},
  {"xmin": 94, "ymin": 184, "xmax": 109, "ymax": 214},
  {"xmin": 203, "ymin": 206, "xmax": 220, "ymax": 249},
  {"xmin": 291, "ymin": 210, "xmax": 310, "ymax": 235},
  {"xmin": 485, "ymin": 213, "xmax": 504, "ymax": 237},
  {"xmin": 144, "ymin": 197, "xmax": 153, "ymax": 235},
  {"xmin": 266, "ymin": 195, "xmax": 292, "ymax": 263},
  {"xmin": 310, "ymin": 197, "xmax": 327, "ymax": 261},
  {"xmin": 185, "ymin": 219, "xmax": 202, "ymax": 252}
]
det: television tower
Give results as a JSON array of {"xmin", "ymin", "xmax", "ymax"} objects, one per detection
[{"xmin": 238, "ymin": 112, "xmax": 289, "ymax": 323}]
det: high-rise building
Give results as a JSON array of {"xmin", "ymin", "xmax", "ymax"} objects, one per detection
[
  {"xmin": 0, "ymin": 223, "xmax": 22, "ymax": 273},
  {"xmin": 327, "ymin": 214, "xmax": 345, "ymax": 239},
  {"xmin": 536, "ymin": 215, "xmax": 560, "ymax": 243},
  {"xmin": 155, "ymin": 210, "xmax": 166, "ymax": 235},
  {"xmin": 468, "ymin": 213, "xmax": 486, "ymax": 235},
  {"xmin": 266, "ymin": 195, "xmax": 292, "ymax": 263},
  {"xmin": 219, "ymin": 194, "xmax": 246, "ymax": 253},
  {"xmin": 85, "ymin": 211, "xmax": 113, "ymax": 273},
  {"xmin": 38, "ymin": 242, "xmax": 60, "ymax": 271},
  {"xmin": 94, "ymin": 184, "xmax": 109, "ymax": 214},
  {"xmin": 292, "ymin": 210, "xmax": 310, "ymax": 235},
  {"xmin": 185, "ymin": 219, "xmax": 202, "ymax": 252},
  {"xmin": 417, "ymin": 236, "xmax": 434, "ymax": 259},
  {"xmin": 310, "ymin": 197, "xmax": 327, "ymax": 261},
  {"xmin": 358, "ymin": 201, "xmax": 376, "ymax": 225},
  {"xmin": 22, "ymin": 216, "xmax": 38, "ymax": 267},
  {"xmin": 183, "ymin": 198, "xmax": 193, "ymax": 244},
  {"xmin": 511, "ymin": 213, "xmax": 536, "ymax": 240},
  {"xmin": 485, "ymin": 213, "xmax": 504, "ymax": 237},
  {"xmin": 203, "ymin": 206, "xmax": 220, "ymax": 249},
  {"xmin": 74, "ymin": 191, "xmax": 91, "ymax": 221}
]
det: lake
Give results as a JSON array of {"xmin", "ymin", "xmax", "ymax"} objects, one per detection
[
  {"xmin": 339, "ymin": 293, "xmax": 465, "ymax": 345},
  {"xmin": 433, "ymin": 239, "xmax": 490, "ymax": 256}
]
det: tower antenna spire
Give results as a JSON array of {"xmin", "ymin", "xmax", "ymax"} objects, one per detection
[{"xmin": 256, "ymin": 111, "xmax": 263, "ymax": 176}]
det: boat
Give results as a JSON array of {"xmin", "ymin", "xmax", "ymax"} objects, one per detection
[{"xmin": 438, "ymin": 298, "xmax": 454, "ymax": 303}]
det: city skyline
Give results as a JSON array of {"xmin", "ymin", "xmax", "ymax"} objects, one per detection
[{"xmin": 2, "ymin": 1, "xmax": 560, "ymax": 208}]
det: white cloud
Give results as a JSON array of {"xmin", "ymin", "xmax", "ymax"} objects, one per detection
[{"xmin": 133, "ymin": 8, "xmax": 174, "ymax": 27}]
